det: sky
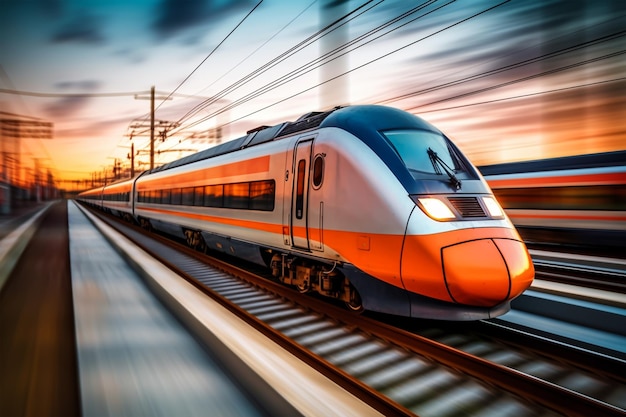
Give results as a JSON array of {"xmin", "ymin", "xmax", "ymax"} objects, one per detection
[{"xmin": 0, "ymin": 0, "xmax": 624, "ymax": 190}]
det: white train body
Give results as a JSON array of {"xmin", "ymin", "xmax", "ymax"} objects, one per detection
[{"xmin": 79, "ymin": 105, "xmax": 534, "ymax": 320}]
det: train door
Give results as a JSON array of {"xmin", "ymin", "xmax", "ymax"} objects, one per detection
[{"xmin": 290, "ymin": 138, "xmax": 314, "ymax": 250}]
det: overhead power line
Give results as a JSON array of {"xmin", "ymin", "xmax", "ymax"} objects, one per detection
[
  {"xmin": 0, "ymin": 89, "xmax": 151, "ymax": 98},
  {"xmin": 174, "ymin": 0, "xmax": 382, "ymax": 129},
  {"xmin": 185, "ymin": 0, "xmax": 445, "ymax": 128},
  {"xmin": 380, "ymin": 29, "xmax": 626, "ymax": 106},
  {"xmin": 154, "ymin": 0, "xmax": 265, "ymax": 113},
  {"xmin": 177, "ymin": 0, "xmax": 510, "ymax": 133},
  {"xmin": 407, "ymin": 49, "xmax": 626, "ymax": 111},
  {"xmin": 415, "ymin": 77, "xmax": 626, "ymax": 114}
]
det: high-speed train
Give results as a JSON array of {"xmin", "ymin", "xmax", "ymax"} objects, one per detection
[
  {"xmin": 78, "ymin": 105, "xmax": 534, "ymax": 320},
  {"xmin": 480, "ymin": 151, "xmax": 626, "ymax": 255}
]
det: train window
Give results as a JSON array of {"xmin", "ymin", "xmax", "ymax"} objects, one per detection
[
  {"xmin": 205, "ymin": 184, "xmax": 224, "ymax": 208},
  {"xmin": 182, "ymin": 187, "xmax": 194, "ymax": 206},
  {"xmin": 312, "ymin": 155, "xmax": 324, "ymax": 189},
  {"xmin": 493, "ymin": 185, "xmax": 626, "ymax": 211},
  {"xmin": 171, "ymin": 188, "xmax": 182, "ymax": 205},
  {"xmin": 250, "ymin": 180, "xmax": 275, "ymax": 211},
  {"xmin": 161, "ymin": 189, "xmax": 171, "ymax": 205},
  {"xmin": 295, "ymin": 159, "xmax": 306, "ymax": 219},
  {"xmin": 224, "ymin": 183, "xmax": 250, "ymax": 209},
  {"xmin": 194, "ymin": 186, "xmax": 205, "ymax": 206},
  {"xmin": 382, "ymin": 130, "xmax": 470, "ymax": 179}
]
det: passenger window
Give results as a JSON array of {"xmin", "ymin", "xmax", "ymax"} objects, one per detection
[
  {"xmin": 181, "ymin": 188, "xmax": 194, "ymax": 206},
  {"xmin": 204, "ymin": 184, "xmax": 224, "ymax": 208},
  {"xmin": 194, "ymin": 186, "xmax": 205, "ymax": 206},
  {"xmin": 250, "ymin": 180, "xmax": 275, "ymax": 211},
  {"xmin": 171, "ymin": 188, "xmax": 182, "ymax": 205},
  {"xmin": 161, "ymin": 189, "xmax": 171, "ymax": 205},
  {"xmin": 312, "ymin": 155, "xmax": 324, "ymax": 189},
  {"xmin": 224, "ymin": 183, "xmax": 250, "ymax": 209}
]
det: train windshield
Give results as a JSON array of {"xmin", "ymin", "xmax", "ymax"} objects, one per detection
[{"xmin": 381, "ymin": 129, "xmax": 471, "ymax": 180}]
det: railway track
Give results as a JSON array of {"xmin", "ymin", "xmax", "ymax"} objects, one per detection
[
  {"xmin": 532, "ymin": 257, "xmax": 626, "ymax": 294},
  {"xmin": 83, "ymin": 204, "xmax": 625, "ymax": 417}
]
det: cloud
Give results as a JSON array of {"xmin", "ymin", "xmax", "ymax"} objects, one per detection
[
  {"xmin": 51, "ymin": 11, "xmax": 106, "ymax": 45},
  {"xmin": 54, "ymin": 80, "xmax": 102, "ymax": 91},
  {"xmin": 43, "ymin": 80, "xmax": 102, "ymax": 117},
  {"xmin": 37, "ymin": 0, "xmax": 63, "ymax": 17},
  {"xmin": 44, "ymin": 96, "xmax": 89, "ymax": 118},
  {"xmin": 151, "ymin": 0, "xmax": 256, "ymax": 40}
]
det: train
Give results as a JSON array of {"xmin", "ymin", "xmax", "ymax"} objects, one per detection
[
  {"xmin": 480, "ymin": 151, "xmax": 626, "ymax": 256},
  {"xmin": 77, "ymin": 105, "xmax": 534, "ymax": 320}
]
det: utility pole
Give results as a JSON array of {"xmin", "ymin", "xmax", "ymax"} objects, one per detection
[
  {"xmin": 150, "ymin": 86, "xmax": 155, "ymax": 170},
  {"xmin": 134, "ymin": 86, "xmax": 174, "ymax": 170},
  {"xmin": 130, "ymin": 143, "xmax": 135, "ymax": 177}
]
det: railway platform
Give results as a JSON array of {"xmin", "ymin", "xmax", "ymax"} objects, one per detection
[{"xmin": 0, "ymin": 199, "xmax": 384, "ymax": 416}]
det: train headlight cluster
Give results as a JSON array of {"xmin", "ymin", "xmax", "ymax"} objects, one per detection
[
  {"xmin": 413, "ymin": 195, "xmax": 506, "ymax": 221},
  {"xmin": 415, "ymin": 197, "xmax": 456, "ymax": 220},
  {"xmin": 482, "ymin": 196, "xmax": 505, "ymax": 218}
]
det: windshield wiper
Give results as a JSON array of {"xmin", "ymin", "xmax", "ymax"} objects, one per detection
[{"xmin": 427, "ymin": 148, "xmax": 462, "ymax": 190}]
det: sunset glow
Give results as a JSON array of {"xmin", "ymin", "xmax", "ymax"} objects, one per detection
[{"xmin": 1, "ymin": 0, "xmax": 624, "ymax": 191}]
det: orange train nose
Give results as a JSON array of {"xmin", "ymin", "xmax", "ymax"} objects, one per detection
[{"xmin": 442, "ymin": 238, "xmax": 534, "ymax": 306}]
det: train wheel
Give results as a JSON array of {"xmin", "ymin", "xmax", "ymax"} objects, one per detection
[
  {"xmin": 140, "ymin": 218, "xmax": 152, "ymax": 232},
  {"xmin": 345, "ymin": 287, "xmax": 364, "ymax": 313},
  {"xmin": 296, "ymin": 280, "xmax": 310, "ymax": 294}
]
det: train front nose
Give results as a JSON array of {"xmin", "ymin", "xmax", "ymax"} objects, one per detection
[
  {"xmin": 441, "ymin": 238, "xmax": 534, "ymax": 306},
  {"xmin": 401, "ymin": 225, "xmax": 535, "ymax": 307}
]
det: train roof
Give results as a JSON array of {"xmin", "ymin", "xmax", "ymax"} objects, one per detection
[
  {"xmin": 145, "ymin": 105, "xmax": 441, "ymax": 176},
  {"xmin": 146, "ymin": 108, "xmax": 340, "ymax": 175}
]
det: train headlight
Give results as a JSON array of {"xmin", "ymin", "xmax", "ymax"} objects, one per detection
[
  {"xmin": 482, "ymin": 196, "xmax": 504, "ymax": 218},
  {"xmin": 416, "ymin": 197, "xmax": 456, "ymax": 220}
]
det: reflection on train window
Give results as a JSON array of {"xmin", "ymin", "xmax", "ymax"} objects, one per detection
[
  {"xmin": 312, "ymin": 155, "xmax": 324, "ymax": 189},
  {"xmin": 250, "ymin": 180, "xmax": 275, "ymax": 211},
  {"xmin": 205, "ymin": 184, "xmax": 224, "ymax": 208},
  {"xmin": 171, "ymin": 188, "xmax": 182, "ymax": 205},
  {"xmin": 103, "ymin": 191, "xmax": 129, "ymax": 201},
  {"xmin": 162, "ymin": 189, "xmax": 171, "ymax": 205},
  {"xmin": 296, "ymin": 159, "xmax": 306, "ymax": 219},
  {"xmin": 224, "ymin": 183, "xmax": 250, "ymax": 209},
  {"xmin": 493, "ymin": 185, "xmax": 625, "ymax": 210},
  {"xmin": 194, "ymin": 186, "xmax": 205, "ymax": 206},
  {"xmin": 139, "ymin": 180, "xmax": 275, "ymax": 211},
  {"xmin": 181, "ymin": 188, "xmax": 194, "ymax": 206},
  {"xmin": 381, "ymin": 129, "xmax": 472, "ymax": 180}
]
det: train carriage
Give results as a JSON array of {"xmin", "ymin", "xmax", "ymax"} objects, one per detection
[
  {"xmin": 480, "ymin": 151, "xmax": 626, "ymax": 253},
  {"xmin": 78, "ymin": 105, "xmax": 535, "ymax": 320}
]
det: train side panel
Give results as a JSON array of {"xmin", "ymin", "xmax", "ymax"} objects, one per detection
[{"xmin": 133, "ymin": 139, "xmax": 290, "ymax": 253}]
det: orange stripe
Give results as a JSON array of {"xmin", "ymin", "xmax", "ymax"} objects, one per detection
[
  {"xmin": 137, "ymin": 156, "xmax": 271, "ymax": 191},
  {"xmin": 103, "ymin": 184, "xmax": 131, "ymax": 193},
  {"xmin": 487, "ymin": 172, "xmax": 626, "ymax": 189},
  {"xmin": 79, "ymin": 190, "xmax": 101, "ymax": 197}
]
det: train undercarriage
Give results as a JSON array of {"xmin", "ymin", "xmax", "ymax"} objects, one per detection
[
  {"xmin": 268, "ymin": 252, "xmax": 364, "ymax": 312},
  {"xmin": 137, "ymin": 220, "xmax": 365, "ymax": 313}
]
